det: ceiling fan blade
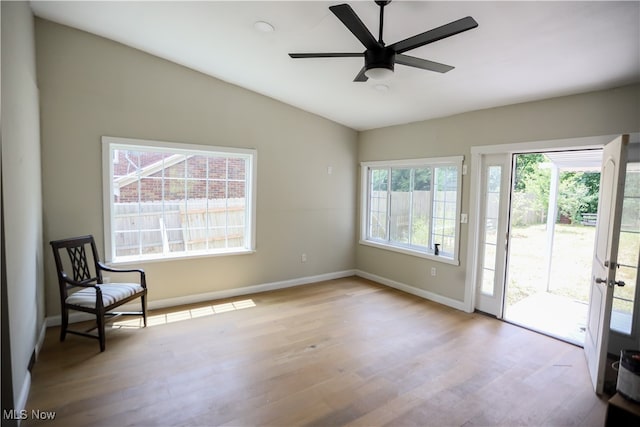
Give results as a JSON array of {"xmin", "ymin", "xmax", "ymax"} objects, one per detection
[
  {"xmin": 289, "ymin": 53, "xmax": 363, "ymax": 59},
  {"xmin": 353, "ymin": 66, "xmax": 368, "ymax": 82},
  {"xmin": 390, "ymin": 16, "xmax": 478, "ymax": 54},
  {"xmin": 395, "ymin": 54, "xmax": 454, "ymax": 73},
  {"xmin": 329, "ymin": 4, "xmax": 379, "ymax": 50}
]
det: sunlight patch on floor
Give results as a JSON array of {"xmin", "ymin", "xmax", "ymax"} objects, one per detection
[
  {"xmin": 112, "ymin": 299, "xmax": 256, "ymax": 328},
  {"xmin": 505, "ymin": 292, "xmax": 587, "ymax": 345}
]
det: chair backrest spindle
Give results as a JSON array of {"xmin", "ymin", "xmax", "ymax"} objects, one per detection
[{"xmin": 66, "ymin": 245, "xmax": 92, "ymax": 282}]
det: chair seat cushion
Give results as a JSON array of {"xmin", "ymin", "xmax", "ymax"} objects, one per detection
[{"xmin": 66, "ymin": 283, "xmax": 144, "ymax": 308}]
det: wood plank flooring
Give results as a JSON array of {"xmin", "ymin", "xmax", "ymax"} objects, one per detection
[{"xmin": 23, "ymin": 277, "xmax": 608, "ymax": 426}]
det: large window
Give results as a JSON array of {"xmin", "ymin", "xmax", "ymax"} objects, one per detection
[
  {"xmin": 360, "ymin": 156, "xmax": 463, "ymax": 264},
  {"xmin": 102, "ymin": 137, "xmax": 256, "ymax": 262}
]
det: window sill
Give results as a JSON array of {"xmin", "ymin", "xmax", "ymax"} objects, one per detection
[
  {"xmin": 359, "ymin": 240, "xmax": 459, "ymax": 266},
  {"xmin": 107, "ymin": 248, "xmax": 256, "ymax": 266}
]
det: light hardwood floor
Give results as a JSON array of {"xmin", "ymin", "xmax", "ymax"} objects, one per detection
[{"xmin": 24, "ymin": 277, "xmax": 608, "ymax": 426}]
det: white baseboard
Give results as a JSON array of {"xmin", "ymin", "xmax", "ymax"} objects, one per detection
[
  {"xmin": 15, "ymin": 371, "xmax": 31, "ymax": 424},
  {"xmin": 45, "ymin": 269, "xmax": 356, "ymax": 326},
  {"xmin": 144, "ymin": 269, "xmax": 356, "ymax": 311},
  {"xmin": 355, "ymin": 270, "xmax": 467, "ymax": 312},
  {"xmin": 44, "ymin": 269, "xmax": 465, "ymax": 326},
  {"xmin": 35, "ymin": 321, "xmax": 47, "ymax": 357},
  {"xmin": 45, "ymin": 311, "xmax": 94, "ymax": 327}
]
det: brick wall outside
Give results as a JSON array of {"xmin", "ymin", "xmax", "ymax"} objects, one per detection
[{"xmin": 115, "ymin": 151, "xmax": 246, "ymax": 203}]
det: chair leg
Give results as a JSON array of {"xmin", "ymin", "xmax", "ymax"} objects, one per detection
[
  {"xmin": 141, "ymin": 295, "xmax": 147, "ymax": 327},
  {"xmin": 60, "ymin": 308, "xmax": 69, "ymax": 342},
  {"xmin": 97, "ymin": 313, "xmax": 106, "ymax": 352}
]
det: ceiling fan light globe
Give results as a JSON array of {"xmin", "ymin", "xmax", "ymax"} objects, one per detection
[{"xmin": 364, "ymin": 67, "xmax": 394, "ymax": 80}]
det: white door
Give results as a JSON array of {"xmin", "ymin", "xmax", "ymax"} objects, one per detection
[
  {"xmin": 475, "ymin": 154, "xmax": 511, "ymax": 317},
  {"xmin": 584, "ymin": 134, "xmax": 629, "ymax": 394},
  {"xmin": 608, "ymin": 146, "xmax": 640, "ymax": 356}
]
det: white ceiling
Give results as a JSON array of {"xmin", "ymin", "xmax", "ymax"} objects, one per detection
[{"xmin": 30, "ymin": 1, "xmax": 640, "ymax": 131}]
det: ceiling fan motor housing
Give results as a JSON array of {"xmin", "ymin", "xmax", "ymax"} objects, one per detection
[{"xmin": 365, "ymin": 47, "xmax": 395, "ymax": 73}]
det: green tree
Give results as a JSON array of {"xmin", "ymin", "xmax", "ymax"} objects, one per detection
[
  {"xmin": 391, "ymin": 168, "xmax": 411, "ymax": 191},
  {"xmin": 515, "ymin": 154, "xmax": 601, "ymax": 224},
  {"xmin": 372, "ymin": 169, "xmax": 388, "ymax": 191},
  {"xmin": 519, "ymin": 160, "xmax": 551, "ymax": 214},
  {"xmin": 515, "ymin": 154, "xmax": 546, "ymax": 191},
  {"xmin": 576, "ymin": 172, "xmax": 600, "ymax": 214},
  {"xmin": 558, "ymin": 172, "xmax": 590, "ymax": 222}
]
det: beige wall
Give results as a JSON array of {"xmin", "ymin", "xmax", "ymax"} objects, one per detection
[
  {"xmin": 34, "ymin": 16, "xmax": 640, "ymax": 319},
  {"xmin": 1, "ymin": 1, "xmax": 45, "ymax": 412},
  {"xmin": 357, "ymin": 84, "xmax": 640, "ymax": 302},
  {"xmin": 36, "ymin": 19, "xmax": 358, "ymax": 316}
]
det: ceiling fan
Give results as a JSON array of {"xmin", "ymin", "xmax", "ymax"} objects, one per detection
[{"xmin": 289, "ymin": 1, "xmax": 478, "ymax": 82}]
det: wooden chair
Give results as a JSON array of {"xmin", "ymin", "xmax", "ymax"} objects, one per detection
[{"xmin": 50, "ymin": 235, "xmax": 147, "ymax": 351}]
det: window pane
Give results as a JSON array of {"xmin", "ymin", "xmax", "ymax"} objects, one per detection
[
  {"xmin": 432, "ymin": 166, "xmax": 458, "ymax": 255},
  {"xmin": 228, "ymin": 158, "xmax": 246, "ymax": 180},
  {"xmin": 208, "ymin": 157, "xmax": 227, "ymax": 180},
  {"xmin": 115, "ymin": 230, "xmax": 139, "ymax": 258},
  {"xmin": 413, "ymin": 168, "xmax": 431, "ymax": 191},
  {"xmin": 186, "ymin": 155, "xmax": 207, "ymax": 179},
  {"xmin": 411, "ymin": 192, "xmax": 430, "ymax": 249},
  {"xmin": 369, "ymin": 169, "xmax": 388, "ymax": 240},
  {"xmin": 483, "ymin": 243, "xmax": 497, "ymax": 271},
  {"xmin": 481, "ymin": 165, "xmax": 502, "ymax": 296},
  {"xmin": 141, "ymin": 229, "xmax": 163, "ymax": 255},
  {"xmin": 482, "ymin": 268, "xmax": 495, "ymax": 295},
  {"xmin": 390, "ymin": 168, "xmax": 411, "ymax": 244}
]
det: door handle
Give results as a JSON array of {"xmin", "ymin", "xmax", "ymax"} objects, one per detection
[{"xmin": 595, "ymin": 277, "xmax": 625, "ymax": 287}]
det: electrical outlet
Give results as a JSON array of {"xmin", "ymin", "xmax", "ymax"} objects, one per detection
[
  {"xmin": 430, "ymin": 267, "xmax": 436, "ymax": 277},
  {"xmin": 301, "ymin": 253, "xmax": 307, "ymax": 263}
]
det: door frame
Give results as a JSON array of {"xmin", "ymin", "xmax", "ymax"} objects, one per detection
[
  {"xmin": 464, "ymin": 134, "xmax": 624, "ymax": 313},
  {"xmin": 473, "ymin": 153, "xmax": 511, "ymax": 317}
]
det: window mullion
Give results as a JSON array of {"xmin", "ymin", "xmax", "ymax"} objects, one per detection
[
  {"xmin": 184, "ymin": 155, "xmax": 188, "ymax": 253},
  {"xmin": 225, "ymin": 158, "xmax": 229, "ymax": 249},
  {"xmin": 366, "ymin": 168, "xmax": 372, "ymax": 239},
  {"xmin": 409, "ymin": 168, "xmax": 414, "ymax": 246},
  {"xmin": 386, "ymin": 167, "xmax": 392, "ymax": 242},
  {"xmin": 205, "ymin": 156, "xmax": 210, "ymax": 252},
  {"xmin": 161, "ymin": 155, "xmax": 167, "ymax": 255},
  {"xmin": 136, "ymin": 152, "xmax": 142, "ymax": 257},
  {"xmin": 429, "ymin": 166, "xmax": 435, "ymax": 252}
]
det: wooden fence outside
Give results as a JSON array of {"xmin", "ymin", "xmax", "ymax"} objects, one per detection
[
  {"xmin": 370, "ymin": 191, "xmax": 432, "ymax": 239},
  {"xmin": 113, "ymin": 198, "xmax": 246, "ymax": 256}
]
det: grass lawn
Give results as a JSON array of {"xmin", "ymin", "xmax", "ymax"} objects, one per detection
[{"xmin": 506, "ymin": 223, "xmax": 638, "ymax": 316}]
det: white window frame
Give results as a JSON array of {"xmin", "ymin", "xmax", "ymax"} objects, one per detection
[
  {"xmin": 359, "ymin": 156, "xmax": 463, "ymax": 265},
  {"xmin": 102, "ymin": 136, "xmax": 257, "ymax": 263}
]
